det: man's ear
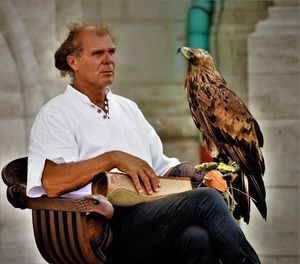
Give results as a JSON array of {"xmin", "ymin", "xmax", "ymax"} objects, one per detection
[{"xmin": 67, "ymin": 55, "xmax": 78, "ymax": 71}]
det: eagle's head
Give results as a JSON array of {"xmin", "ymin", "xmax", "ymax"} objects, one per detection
[{"xmin": 177, "ymin": 47, "xmax": 215, "ymax": 71}]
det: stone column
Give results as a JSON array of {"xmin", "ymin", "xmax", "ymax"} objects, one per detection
[
  {"xmin": 0, "ymin": 0, "xmax": 71, "ymax": 263},
  {"xmin": 242, "ymin": 1, "xmax": 299, "ymax": 263},
  {"xmin": 0, "ymin": 0, "xmax": 47, "ymax": 139},
  {"xmin": 210, "ymin": 0, "xmax": 272, "ymax": 102}
]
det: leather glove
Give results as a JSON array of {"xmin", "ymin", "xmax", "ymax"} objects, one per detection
[{"xmin": 166, "ymin": 161, "xmax": 204, "ymax": 188}]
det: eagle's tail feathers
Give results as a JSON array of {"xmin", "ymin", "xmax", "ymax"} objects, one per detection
[
  {"xmin": 231, "ymin": 172, "xmax": 251, "ymax": 223},
  {"xmin": 248, "ymin": 174, "xmax": 267, "ymax": 220}
]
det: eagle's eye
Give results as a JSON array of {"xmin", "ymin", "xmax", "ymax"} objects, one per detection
[{"xmin": 187, "ymin": 50, "xmax": 194, "ymax": 57}]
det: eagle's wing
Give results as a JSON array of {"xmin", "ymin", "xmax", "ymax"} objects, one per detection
[{"xmin": 188, "ymin": 81, "xmax": 266, "ymax": 223}]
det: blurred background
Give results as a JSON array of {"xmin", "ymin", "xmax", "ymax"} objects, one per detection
[{"xmin": 0, "ymin": 0, "xmax": 298, "ymax": 263}]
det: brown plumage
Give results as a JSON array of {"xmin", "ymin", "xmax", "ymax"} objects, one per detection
[{"xmin": 178, "ymin": 47, "xmax": 266, "ymax": 223}]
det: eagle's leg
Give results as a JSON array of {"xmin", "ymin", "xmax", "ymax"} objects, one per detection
[
  {"xmin": 205, "ymin": 143, "xmax": 229, "ymax": 163},
  {"xmin": 212, "ymin": 152, "xmax": 230, "ymax": 164},
  {"xmin": 211, "ymin": 152, "xmax": 239, "ymax": 182}
]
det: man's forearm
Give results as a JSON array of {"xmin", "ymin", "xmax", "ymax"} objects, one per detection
[
  {"xmin": 42, "ymin": 151, "xmax": 118, "ymax": 197},
  {"xmin": 41, "ymin": 150, "xmax": 160, "ymax": 197}
]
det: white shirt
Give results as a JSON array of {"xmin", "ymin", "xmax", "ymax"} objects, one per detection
[{"xmin": 27, "ymin": 84, "xmax": 180, "ymax": 197}]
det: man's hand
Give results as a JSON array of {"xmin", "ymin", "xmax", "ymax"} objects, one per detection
[{"xmin": 111, "ymin": 151, "xmax": 160, "ymax": 195}]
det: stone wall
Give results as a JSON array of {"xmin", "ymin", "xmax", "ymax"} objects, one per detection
[
  {"xmin": 242, "ymin": 1, "xmax": 299, "ymax": 263},
  {"xmin": 0, "ymin": 0, "xmax": 55, "ymax": 263},
  {"xmin": 210, "ymin": 1, "xmax": 299, "ymax": 263},
  {"xmin": 210, "ymin": 0, "xmax": 272, "ymax": 102}
]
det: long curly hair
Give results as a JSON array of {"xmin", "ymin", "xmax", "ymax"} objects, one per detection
[{"xmin": 54, "ymin": 22, "xmax": 115, "ymax": 78}]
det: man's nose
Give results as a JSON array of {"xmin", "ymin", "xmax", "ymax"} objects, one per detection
[{"xmin": 103, "ymin": 52, "xmax": 115, "ymax": 64}]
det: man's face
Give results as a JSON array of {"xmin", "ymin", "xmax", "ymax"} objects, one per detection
[{"xmin": 71, "ymin": 29, "xmax": 116, "ymax": 89}]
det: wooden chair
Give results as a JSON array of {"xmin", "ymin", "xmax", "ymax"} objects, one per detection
[{"xmin": 2, "ymin": 157, "xmax": 114, "ymax": 264}]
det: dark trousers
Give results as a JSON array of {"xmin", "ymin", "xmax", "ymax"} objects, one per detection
[{"xmin": 107, "ymin": 188, "xmax": 260, "ymax": 264}]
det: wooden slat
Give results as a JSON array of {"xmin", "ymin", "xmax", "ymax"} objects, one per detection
[
  {"xmin": 57, "ymin": 211, "xmax": 77, "ymax": 263},
  {"xmin": 67, "ymin": 212, "xmax": 86, "ymax": 263},
  {"xmin": 76, "ymin": 212, "xmax": 103, "ymax": 264},
  {"xmin": 32, "ymin": 210, "xmax": 52, "ymax": 263},
  {"xmin": 49, "ymin": 210, "xmax": 70, "ymax": 264},
  {"xmin": 40, "ymin": 210, "xmax": 61, "ymax": 264}
]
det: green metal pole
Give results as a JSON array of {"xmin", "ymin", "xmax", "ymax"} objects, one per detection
[
  {"xmin": 187, "ymin": 0, "xmax": 215, "ymax": 162},
  {"xmin": 188, "ymin": 0, "xmax": 214, "ymax": 51}
]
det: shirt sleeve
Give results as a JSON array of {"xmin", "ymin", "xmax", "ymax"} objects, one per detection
[{"xmin": 27, "ymin": 105, "xmax": 79, "ymax": 197}]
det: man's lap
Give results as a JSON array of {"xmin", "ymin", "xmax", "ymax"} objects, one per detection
[{"xmin": 106, "ymin": 188, "xmax": 223, "ymax": 263}]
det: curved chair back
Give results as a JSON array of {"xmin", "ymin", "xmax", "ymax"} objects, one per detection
[{"xmin": 2, "ymin": 157, "xmax": 113, "ymax": 264}]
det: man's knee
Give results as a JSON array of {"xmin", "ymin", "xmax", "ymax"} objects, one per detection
[
  {"xmin": 181, "ymin": 225, "xmax": 212, "ymax": 246},
  {"xmin": 190, "ymin": 187, "xmax": 223, "ymax": 204},
  {"xmin": 186, "ymin": 188, "xmax": 229, "ymax": 218},
  {"xmin": 173, "ymin": 226, "xmax": 218, "ymax": 264}
]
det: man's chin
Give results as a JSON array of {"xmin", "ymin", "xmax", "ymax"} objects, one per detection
[
  {"xmin": 101, "ymin": 78, "xmax": 114, "ymax": 87},
  {"xmin": 103, "ymin": 73, "xmax": 114, "ymax": 82}
]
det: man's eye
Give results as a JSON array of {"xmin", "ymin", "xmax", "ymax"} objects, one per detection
[{"xmin": 95, "ymin": 52, "xmax": 104, "ymax": 56}]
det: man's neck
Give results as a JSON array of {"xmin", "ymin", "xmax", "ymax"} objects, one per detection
[{"xmin": 72, "ymin": 82, "xmax": 107, "ymax": 109}]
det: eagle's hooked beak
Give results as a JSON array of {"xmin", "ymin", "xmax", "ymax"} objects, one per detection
[{"xmin": 177, "ymin": 47, "xmax": 194, "ymax": 60}]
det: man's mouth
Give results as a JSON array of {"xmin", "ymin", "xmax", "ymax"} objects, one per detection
[{"xmin": 101, "ymin": 71, "xmax": 114, "ymax": 75}]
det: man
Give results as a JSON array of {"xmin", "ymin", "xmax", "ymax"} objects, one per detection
[{"xmin": 27, "ymin": 22, "xmax": 261, "ymax": 264}]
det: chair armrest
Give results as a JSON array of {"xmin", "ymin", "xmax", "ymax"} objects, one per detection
[
  {"xmin": 7, "ymin": 184, "xmax": 114, "ymax": 220},
  {"xmin": 28, "ymin": 194, "xmax": 114, "ymax": 220}
]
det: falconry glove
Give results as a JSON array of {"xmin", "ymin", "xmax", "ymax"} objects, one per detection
[
  {"xmin": 196, "ymin": 161, "xmax": 239, "ymax": 182},
  {"xmin": 167, "ymin": 161, "xmax": 241, "ymax": 214},
  {"xmin": 167, "ymin": 161, "xmax": 239, "ymax": 191},
  {"xmin": 166, "ymin": 162, "xmax": 204, "ymax": 189}
]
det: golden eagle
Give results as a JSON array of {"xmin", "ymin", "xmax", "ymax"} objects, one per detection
[{"xmin": 178, "ymin": 47, "xmax": 266, "ymax": 224}]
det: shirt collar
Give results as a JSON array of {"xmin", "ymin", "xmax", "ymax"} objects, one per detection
[{"xmin": 65, "ymin": 84, "xmax": 112, "ymax": 107}]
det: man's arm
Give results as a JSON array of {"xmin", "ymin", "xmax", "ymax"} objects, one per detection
[{"xmin": 42, "ymin": 150, "xmax": 160, "ymax": 197}]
